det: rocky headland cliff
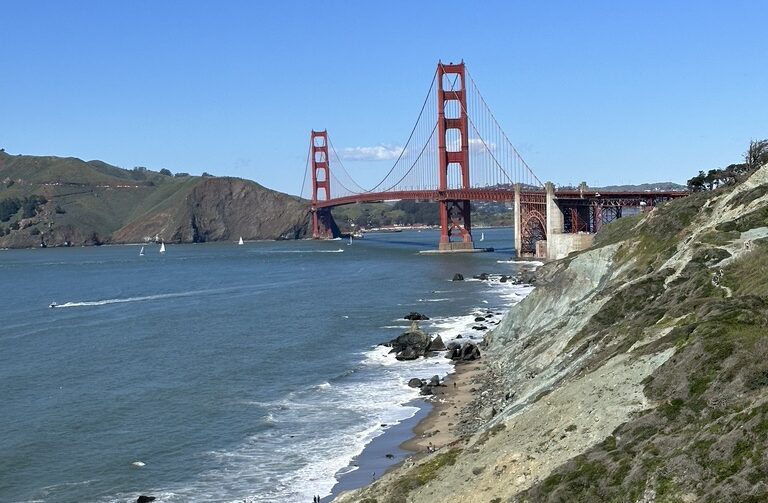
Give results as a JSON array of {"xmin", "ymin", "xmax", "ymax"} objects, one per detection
[
  {"xmin": 338, "ymin": 163, "xmax": 768, "ymax": 503},
  {"xmin": 0, "ymin": 151, "xmax": 312, "ymax": 248}
]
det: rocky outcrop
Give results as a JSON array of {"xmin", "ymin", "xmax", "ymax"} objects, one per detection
[
  {"xmin": 404, "ymin": 311, "xmax": 430, "ymax": 321},
  {"xmin": 387, "ymin": 322, "xmax": 432, "ymax": 361},
  {"xmin": 428, "ymin": 334, "xmax": 447, "ymax": 351}
]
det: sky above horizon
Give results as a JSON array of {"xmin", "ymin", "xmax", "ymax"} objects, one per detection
[{"xmin": 1, "ymin": 0, "xmax": 766, "ymax": 196}]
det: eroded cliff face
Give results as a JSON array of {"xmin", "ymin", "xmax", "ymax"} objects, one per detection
[
  {"xmin": 337, "ymin": 164, "xmax": 768, "ymax": 503},
  {"xmin": 112, "ymin": 177, "xmax": 311, "ymax": 243}
]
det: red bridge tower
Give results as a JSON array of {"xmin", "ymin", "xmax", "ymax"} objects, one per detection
[
  {"xmin": 310, "ymin": 130, "xmax": 334, "ymax": 239},
  {"xmin": 437, "ymin": 61, "xmax": 474, "ymax": 251}
]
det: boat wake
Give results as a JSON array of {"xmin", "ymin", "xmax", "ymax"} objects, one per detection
[{"xmin": 50, "ymin": 287, "xmax": 236, "ymax": 309}]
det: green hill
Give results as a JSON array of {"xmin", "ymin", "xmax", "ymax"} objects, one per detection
[{"xmin": 0, "ymin": 150, "xmax": 311, "ymax": 248}]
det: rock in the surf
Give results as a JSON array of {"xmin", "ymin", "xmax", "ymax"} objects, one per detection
[
  {"xmin": 408, "ymin": 378, "xmax": 424, "ymax": 388},
  {"xmin": 390, "ymin": 322, "xmax": 431, "ymax": 360},
  {"xmin": 452, "ymin": 273, "xmax": 464, "ymax": 281},
  {"xmin": 404, "ymin": 311, "xmax": 430, "ymax": 321},
  {"xmin": 428, "ymin": 334, "xmax": 446, "ymax": 351},
  {"xmin": 137, "ymin": 497, "xmax": 156, "ymax": 503},
  {"xmin": 396, "ymin": 346, "xmax": 419, "ymax": 361}
]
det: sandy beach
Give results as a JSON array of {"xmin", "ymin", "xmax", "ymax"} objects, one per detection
[
  {"xmin": 328, "ymin": 358, "xmax": 489, "ymax": 501},
  {"xmin": 400, "ymin": 359, "xmax": 486, "ymax": 454}
]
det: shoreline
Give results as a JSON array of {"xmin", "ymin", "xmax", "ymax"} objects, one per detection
[
  {"xmin": 328, "ymin": 359, "xmax": 490, "ymax": 502},
  {"xmin": 399, "ymin": 359, "xmax": 486, "ymax": 454}
]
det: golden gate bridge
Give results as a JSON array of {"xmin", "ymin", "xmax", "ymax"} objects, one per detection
[{"xmin": 301, "ymin": 61, "xmax": 686, "ymax": 259}]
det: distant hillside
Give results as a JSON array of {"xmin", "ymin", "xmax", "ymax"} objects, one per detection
[
  {"xmin": 0, "ymin": 151, "xmax": 311, "ymax": 248},
  {"xmin": 596, "ymin": 181, "xmax": 687, "ymax": 192}
]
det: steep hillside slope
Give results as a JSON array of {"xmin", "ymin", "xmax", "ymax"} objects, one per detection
[
  {"xmin": 0, "ymin": 151, "xmax": 311, "ymax": 247},
  {"xmin": 337, "ymin": 164, "xmax": 768, "ymax": 503}
]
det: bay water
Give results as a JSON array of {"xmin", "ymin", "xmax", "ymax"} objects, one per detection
[{"xmin": 0, "ymin": 229, "xmax": 533, "ymax": 503}]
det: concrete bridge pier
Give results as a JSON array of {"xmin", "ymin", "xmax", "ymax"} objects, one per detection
[
  {"xmin": 545, "ymin": 181, "xmax": 594, "ymax": 260},
  {"xmin": 545, "ymin": 182, "xmax": 564, "ymax": 259}
]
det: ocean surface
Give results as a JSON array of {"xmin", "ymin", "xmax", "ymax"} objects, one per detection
[{"xmin": 0, "ymin": 228, "xmax": 534, "ymax": 503}]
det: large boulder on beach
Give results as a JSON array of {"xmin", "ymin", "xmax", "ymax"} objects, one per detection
[
  {"xmin": 452, "ymin": 273, "xmax": 464, "ymax": 281},
  {"xmin": 460, "ymin": 342, "xmax": 481, "ymax": 361},
  {"xmin": 404, "ymin": 311, "xmax": 430, "ymax": 321},
  {"xmin": 428, "ymin": 334, "xmax": 446, "ymax": 351}
]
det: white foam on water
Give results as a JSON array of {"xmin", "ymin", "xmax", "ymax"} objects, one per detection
[
  {"xmin": 496, "ymin": 259, "xmax": 544, "ymax": 267},
  {"xmin": 417, "ymin": 298, "xmax": 450, "ymax": 302}
]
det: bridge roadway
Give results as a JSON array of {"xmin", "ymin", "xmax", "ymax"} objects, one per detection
[{"xmin": 312, "ymin": 188, "xmax": 688, "ymax": 208}]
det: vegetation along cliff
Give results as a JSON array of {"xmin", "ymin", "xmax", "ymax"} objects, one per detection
[
  {"xmin": 338, "ymin": 155, "xmax": 768, "ymax": 502},
  {"xmin": 0, "ymin": 150, "xmax": 311, "ymax": 248}
]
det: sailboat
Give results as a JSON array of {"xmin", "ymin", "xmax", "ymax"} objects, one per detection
[
  {"xmin": 139, "ymin": 246, "xmax": 145, "ymax": 256},
  {"xmin": 480, "ymin": 232, "xmax": 485, "ymax": 242},
  {"xmin": 238, "ymin": 236, "xmax": 244, "ymax": 245},
  {"xmin": 159, "ymin": 242, "xmax": 166, "ymax": 254}
]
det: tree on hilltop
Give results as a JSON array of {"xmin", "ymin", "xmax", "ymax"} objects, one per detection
[
  {"xmin": 688, "ymin": 138, "xmax": 767, "ymax": 191},
  {"xmin": 159, "ymin": 168, "xmax": 172, "ymax": 176},
  {"xmin": 746, "ymin": 139, "xmax": 768, "ymax": 171}
]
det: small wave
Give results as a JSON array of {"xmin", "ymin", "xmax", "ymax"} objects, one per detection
[
  {"xmin": 262, "ymin": 249, "xmax": 344, "ymax": 254},
  {"xmin": 417, "ymin": 298, "xmax": 449, "ymax": 302},
  {"xmin": 314, "ymin": 382, "xmax": 332, "ymax": 390}
]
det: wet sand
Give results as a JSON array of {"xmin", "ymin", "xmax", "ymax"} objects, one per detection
[
  {"xmin": 327, "ymin": 400, "xmax": 431, "ymax": 501},
  {"xmin": 328, "ymin": 359, "xmax": 486, "ymax": 501},
  {"xmin": 400, "ymin": 359, "xmax": 485, "ymax": 454}
]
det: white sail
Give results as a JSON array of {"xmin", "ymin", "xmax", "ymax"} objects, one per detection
[
  {"xmin": 159, "ymin": 242, "xmax": 166, "ymax": 253},
  {"xmin": 139, "ymin": 246, "xmax": 144, "ymax": 256},
  {"xmin": 238, "ymin": 236, "xmax": 244, "ymax": 245}
]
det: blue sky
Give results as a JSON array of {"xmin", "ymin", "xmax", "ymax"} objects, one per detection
[{"xmin": 1, "ymin": 0, "xmax": 766, "ymax": 195}]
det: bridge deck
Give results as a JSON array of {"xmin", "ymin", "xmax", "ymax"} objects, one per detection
[{"xmin": 313, "ymin": 189, "xmax": 688, "ymax": 208}]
